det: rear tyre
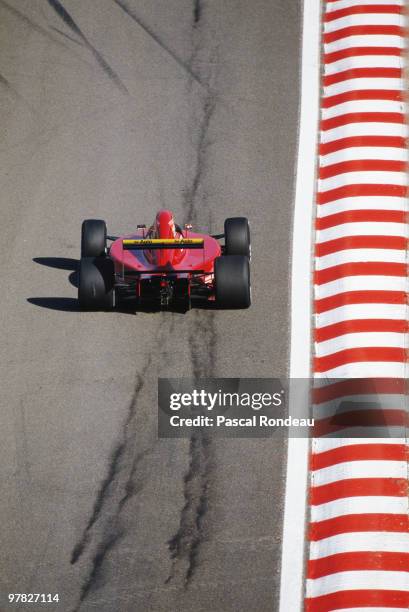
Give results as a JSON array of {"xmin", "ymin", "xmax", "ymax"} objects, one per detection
[
  {"xmin": 214, "ymin": 255, "xmax": 251, "ymax": 309},
  {"xmin": 78, "ymin": 257, "xmax": 115, "ymax": 310},
  {"xmin": 224, "ymin": 217, "xmax": 250, "ymax": 258},
  {"xmin": 81, "ymin": 219, "xmax": 107, "ymax": 258}
]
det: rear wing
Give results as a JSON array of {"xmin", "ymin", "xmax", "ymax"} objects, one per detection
[{"xmin": 122, "ymin": 238, "xmax": 204, "ymax": 250}]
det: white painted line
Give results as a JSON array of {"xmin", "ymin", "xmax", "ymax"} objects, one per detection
[
  {"xmin": 307, "ymin": 570, "xmax": 409, "ymax": 597},
  {"xmin": 309, "ymin": 531, "xmax": 409, "ymax": 559},
  {"xmin": 316, "ymin": 303, "xmax": 406, "ymax": 326},
  {"xmin": 325, "ymin": 55, "xmax": 404, "ymax": 74},
  {"xmin": 325, "ymin": 14, "xmax": 403, "ymax": 33},
  {"xmin": 315, "ymin": 331, "xmax": 406, "ymax": 355},
  {"xmin": 278, "ymin": 1, "xmax": 320, "ymax": 611},
  {"xmin": 325, "ymin": 0, "xmax": 404, "ymax": 12},
  {"xmin": 311, "ymin": 496, "xmax": 408, "ymax": 521},
  {"xmin": 312, "ymin": 460, "xmax": 408, "ymax": 486},
  {"xmin": 319, "ymin": 172, "xmax": 408, "ymax": 190},
  {"xmin": 317, "ymin": 196, "xmax": 408, "ymax": 216},
  {"xmin": 316, "ymin": 278, "xmax": 407, "ymax": 300},
  {"xmin": 321, "ymin": 122, "xmax": 408, "ymax": 142},
  {"xmin": 316, "ymin": 249, "xmax": 407, "ymax": 270},
  {"xmin": 314, "ymin": 361, "xmax": 407, "ymax": 377},
  {"xmin": 325, "ymin": 35, "xmax": 406, "ymax": 53},
  {"xmin": 322, "ymin": 98, "xmax": 406, "ymax": 117},
  {"xmin": 316, "ymin": 220, "xmax": 408, "ymax": 240},
  {"xmin": 324, "ymin": 77, "xmax": 404, "ymax": 95},
  {"xmin": 317, "ymin": 219, "xmax": 408, "ymax": 239},
  {"xmin": 313, "ymin": 394, "xmax": 406, "ymax": 418},
  {"xmin": 321, "ymin": 147, "xmax": 409, "ymax": 165}
]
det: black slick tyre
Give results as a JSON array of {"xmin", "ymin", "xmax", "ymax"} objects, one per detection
[
  {"xmin": 78, "ymin": 257, "xmax": 115, "ymax": 310},
  {"xmin": 81, "ymin": 219, "xmax": 107, "ymax": 258},
  {"xmin": 224, "ymin": 217, "xmax": 250, "ymax": 258},
  {"xmin": 214, "ymin": 255, "xmax": 251, "ymax": 309}
]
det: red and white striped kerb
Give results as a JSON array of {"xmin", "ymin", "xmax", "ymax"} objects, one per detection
[{"xmin": 306, "ymin": 0, "xmax": 409, "ymax": 610}]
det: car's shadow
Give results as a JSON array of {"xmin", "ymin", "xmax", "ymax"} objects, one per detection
[
  {"xmin": 33, "ymin": 257, "xmax": 78, "ymax": 287},
  {"xmin": 27, "ymin": 297, "xmax": 80, "ymax": 311},
  {"xmin": 28, "ymin": 257, "xmax": 215, "ymax": 313}
]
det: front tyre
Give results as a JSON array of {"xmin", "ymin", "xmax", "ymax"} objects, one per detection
[
  {"xmin": 81, "ymin": 219, "xmax": 107, "ymax": 258},
  {"xmin": 78, "ymin": 257, "xmax": 115, "ymax": 310},
  {"xmin": 214, "ymin": 255, "xmax": 251, "ymax": 309},
  {"xmin": 224, "ymin": 217, "xmax": 250, "ymax": 258}
]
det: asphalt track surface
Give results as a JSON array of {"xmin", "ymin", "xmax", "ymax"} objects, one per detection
[{"xmin": 0, "ymin": 2, "xmax": 300, "ymax": 611}]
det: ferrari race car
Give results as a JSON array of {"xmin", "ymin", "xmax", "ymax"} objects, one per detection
[{"xmin": 78, "ymin": 210, "xmax": 251, "ymax": 310}]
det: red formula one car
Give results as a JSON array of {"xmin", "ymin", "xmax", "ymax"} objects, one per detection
[{"xmin": 78, "ymin": 210, "xmax": 251, "ymax": 310}]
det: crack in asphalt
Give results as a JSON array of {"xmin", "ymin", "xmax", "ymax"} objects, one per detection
[
  {"xmin": 165, "ymin": 310, "xmax": 217, "ymax": 587},
  {"xmin": 183, "ymin": 96, "xmax": 216, "ymax": 225},
  {"xmin": 163, "ymin": 4, "xmax": 220, "ymax": 589},
  {"xmin": 181, "ymin": 2, "xmax": 218, "ymax": 227},
  {"xmin": 46, "ymin": 0, "xmax": 128, "ymax": 94},
  {"xmin": 112, "ymin": 0, "xmax": 205, "ymax": 89}
]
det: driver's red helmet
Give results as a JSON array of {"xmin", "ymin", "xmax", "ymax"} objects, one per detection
[
  {"xmin": 154, "ymin": 210, "xmax": 176, "ymax": 239},
  {"xmin": 150, "ymin": 210, "xmax": 182, "ymax": 266}
]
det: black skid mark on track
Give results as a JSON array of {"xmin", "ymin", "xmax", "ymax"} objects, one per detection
[
  {"xmin": 46, "ymin": 0, "xmax": 128, "ymax": 94},
  {"xmin": 0, "ymin": 70, "xmax": 42, "ymax": 115},
  {"xmin": 74, "ymin": 528, "xmax": 124, "ymax": 611},
  {"xmin": 189, "ymin": 310, "xmax": 217, "ymax": 380},
  {"xmin": 112, "ymin": 0, "xmax": 205, "ymax": 88},
  {"xmin": 70, "ymin": 353, "xmax": 156, "ymax": 610},
  {"xmin": 70, "ymin": 362, "xmax": 151, "ymax": 566},
  {"xmin": 71, "ymin": 356, "xmax": 157, "ymax": 612},
  {"xmin": 166, "ymin": 432, "xmax": 213, "ymax": 588},
  {"xmin": 46, "ymin": 0, "xmax": 83, "ymax": 38},
  {"xmin": 0, "ymin": 73, "xmax": 11, "ymax": 89},
  {"xmin": 0, "ymin": 0, "xmax": 71, "ymax": 51},
  {"xmin": 74, "ymin": 447, "xmax": 151, "ymax": 611},
  {"xmin": 70, "ymin": 440, "xmax": 125, "ymax": 565},
  {"xmin": 172, "ymin": 310, "xmax": 217, "ymax": 586},
  {"xmin": 0, "ymin": 0, "xmax": 93, "ymax": 73},
  {"xmin": 50, "ymin": 26, "xmax": 85, "ymax": 46},
  {"xmin": 118, "ymin": 447, "xmax": 151, "ymax": 511},
  {"xmin": 166, "ymin": 313, "xmax": 217, "ymax": 587},
  {"xmin": 193, "ymin": 0, "xmax": 202, "ymax": 25}
]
